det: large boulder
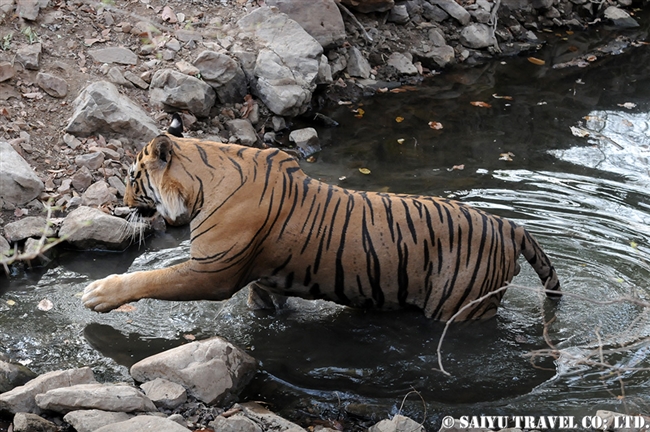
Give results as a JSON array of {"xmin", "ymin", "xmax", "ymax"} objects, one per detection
[
  {"xmin": 0, "ymin": 141, "xmax": 44, "ymax": 209},
  {"xmin": 149, "ymin": 69, "xmax": 216, "ymax": 117},
  {"xmin": 0, "ymin": 360, "xmax": 37, "ymax": 394},
  {"xmin": 65, "ymin": 81, "xmax": 159, "ymax": 145},
  {"xmin": 130, "ymin": 337, "xmax": 257, "ymax": 406},
  {"xmin": 340, "ymin": 0, "xmax": 394, "ymax": 13},
  {"xmin": 237, "ymin": 7, "xmax": 323, "ymax": 117},
  {"xmin": 193, "ymin": 51, "xmax": 247, "ymax": 104},
  {"xmin": 35, "ymin": 383, "xmax": 157, "ymax": 414},
  {"xmin": 94, "ymin": 415, "xmax": 191, "ymax": 432}
]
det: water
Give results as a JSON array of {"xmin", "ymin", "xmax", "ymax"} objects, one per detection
[{"xmin": 3, "ymin": 25, "xmax": 650, "ymax": 431}]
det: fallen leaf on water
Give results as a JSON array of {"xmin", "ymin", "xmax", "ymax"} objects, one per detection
[
  {"xmin": 377, "ymin": 87, "xmax": 389, "ymax": 93},
  {"xmin": 470, "ymin": 101, "xmax": 492, "ymax": 108},
  {"xmin": 338, "ymin": 101, "xmax": 352, "ymax": 106},
  {"xmin": 448, "ymin": 164, "xmax": 465, "ymax": 171},
  {"xmin": 428, "ymin": 121, "xmax": 443, "ymax": 130},
  {"xmin": 359, "ymin": 168, "xmax": 371, "ymax": 175},
  {"xmin": 6, "ymin": 300, "xmax": 15, "ymax": 306},
  {"xmin": 183, "ymin": 334, "xmax": 196, "ymax": 341},
  {"xmin": 499, "ymin": 152, "xmax": 515, "ymax": 161},
  {"xmin": 586, "ymin": 55, "xmax": 597, "ymax": 62},
  {"xmin": 492, "ymin": 94, "xmax": 513, "ymax": 100},
  {"xmin": 570, "ymin": 126, "xmax": 590, "ymax": 138},
  {"xmin": 306, "ymin": 156, "xmax": 316, "ymax": 163},
  {"xmin": 630, "ymin": 241, "xmax": 638, "ymax": 249},
  {"xmin": 618, "ymin": 102, "xmax": 637, "ymax": 109},
  {"xmin": 338, "ymin": 176, "xmax": 347, "ymax": 181},
  {"xmin": 390, "ymin": 87, "xmax": 407, "ymax": 93},
  {"xmin": 395, "ymin": 116, "xmax": 404, "ymax": 123},
  {"xmin": 397, "ymin": 138, "xmax": 405, "ymax": 144},
  {"xmin": 115, "ymin": 304, "xmax": 137, "ymax": 313},
  {"xmin": 353, "ymin": 108, "xmax": 365, "ymax": 118},
  {"xmin": 527, "ymin": 57, "xmax": 545, "ymax": 65},
  {"xmin": 37, "ymin": 299, "xmax": 53, "ymax": 311}
]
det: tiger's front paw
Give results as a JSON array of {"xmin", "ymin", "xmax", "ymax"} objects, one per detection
[{"xmin": 82, "ymin": 274, "xmax": 131, "ymax": 312}]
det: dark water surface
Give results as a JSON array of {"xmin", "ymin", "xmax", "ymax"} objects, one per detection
[{"xmin": 3, "ymin": 22, "xmax": 650, "ymax": 431}]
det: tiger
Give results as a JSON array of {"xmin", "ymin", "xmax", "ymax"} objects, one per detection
[{"xmin": 82, "ymin": 121, "xmax": 561, "ymax": 321}]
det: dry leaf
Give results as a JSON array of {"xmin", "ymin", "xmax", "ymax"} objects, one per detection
[
  {"xmin": 586, "ymin": 55, "xmax": 597, "ymax": 62},
  {"xmin": 527, "ymin": 57, "xmax": 545, "ymax": 65},
  {"xmin": 359, "ymin": 168, "xmax": 371, "ymax": 175},
  {"xmin": 397, "ymin": 138, "xmax": 405, "ymax": 144},
  {"xmin": 389, "ymin": 87, "xmax": 407, "ymax": 93},
  {"xmin": 492, "ymin": 94, "xmax": 513, "ymax": 100},
  {"xmin": 338, "ymin": 100, "xmax": 352, "ymax": 105},
  {"xmin": 354, "ymin": 108, "xmax": 365, "ymax": 118},
  {"xmin": 6, "ymin": 300, "xmax": 15, "ymax": 306},
  {"xmin": 570, "ymin": 126, "xmax": 590, "ymax": 138},
  {"xmin": 115, "ymin": 304, "xmax": 137, "ymax": 312},
  {"xmin": 395, "ymin": 116, "xmax": 404, "ymax": 123},
  {"xmin": 470, "ymin": 101, "xmax": 492, "ymax": 108},
  {"xmin": 448, "ymin": 164, "xmax": 465, "ymax": 171},
  {"xmin": 183, "ymin": 334, "xmax": 196, "ymax": 341},
  {"xmin": 617, "ymin": 102, "xmax": 637, "ymax": 109},
  {"xmin": 377, "ymin": 87, "xmax": 389, "ymax": 93},
  {"xmin": 499, "ymin": 152, "xmax": 515, "ymax": 161},
  {"xmin": 428, "ymin": 121, "xmax": 443, "ymax": 130},
  {"xmin": 306, "ymin": 156, "xmax": 316, "ymax": 163},
  {"xmin": 37, "ymin": 299, "xmax": 53, "ymax": 311}
]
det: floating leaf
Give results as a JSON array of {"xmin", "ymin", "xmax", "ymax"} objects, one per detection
[
  {"xmin": 338, "ymin": 176, "xmax": 347, "ymax": 181},
  {"xmin": 630, "ymin": 241, "xmax": 638, "ymax": 249},
  {"xmin": 617, "ymin": 102, "xmax": 636, "ymax": 109},
  {"xmin": 338, "ymin": 101, "xmax": 352, "ymax": 106},
  {"xmin": 570, "ymin": 126, "xmax": 590, "ymax": 138},
  {"xmin": 377, "ymin": 87, "xmax": 389, "ymax": 93},
  {"xmin": 586, "ymin": 55, "xmax": 597, "ymax": 62},
  {"xmin": 448, "ymin": 164, "xmax": 465, "ymax": 171},
  {"xmin": 183, "ymin": 334, "xmax": 196, "ymax": 341},
  {"xmin": 115, "ymin": 304, "xmax": 136, "ymax": 313},
  {"xmin": 492, "ymin": 94, "xmax": 513, "ymax": 100},
  {"xmin": 37, "ymin": 299, "xmax": 53, "ymax": 311},
  {"xmin": 6, "ymin": 300, "xmax": 15, "ymax": 306},
  {"xmin": 397, "ymin": 138, "xmax": 405, "ymax": 144},
  {"xmin": 428, "ymin": 121, "xmax": 443, "ymax": 130},
  {"xmin": 358, "ymin": 168, "xmax": 371, "ymax": 175},
  {"xmin": 527, "ymin": 57, "xmax": 545, "ymax": 65},
  {"xmin": 306, "ymin": 156, "xmax": 316, "ymax": 163},
  {"xmin": 354, "ymin": 108, "xmax": 365, "ymax": 118},
  {"xmin": 395, "ymin": 116, "xmax": 404, "ymax": 123},
  {"xmin": 470, "ymin": 101, "xmax": 492, "ymax": 108},
  {"xmin": 499, "ymin": 152, "xmax": 515, "ymax": 161}
]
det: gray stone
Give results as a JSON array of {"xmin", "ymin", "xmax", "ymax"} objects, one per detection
[
  {"xmin": 166, "ymin": 38, "xmax": 182, "ymax": 51},
  {"xmin": 226, "ymin": 119, "xmax": 258, "ymax": 146},
  {"xmin": 95, "ymin": 415, "xmax": 191, "ymax": 432},
  {"xmin": 59, "ymin": 206, "xmax": 147, "ymax": 250},
  {"xmin": 289, "ymin": 127, "xmax": 320, "ymax": 158},
  {"xmin": 16, "ymin": 43, "xmax": 41, "ymax": 70},
  {"xmin": 347, "ymin": 46, "xmax": 371, "ymax": 78},
  {"xmin": 604, "ymin": 6, "xmax": 639, "ymax": 27},
  {"xmin": 89, "ymin": 47, "xmax": 138, "ymax": 65},
  {"xmin": 340, "ymin": 0, "xmax": 394, "ymax": 13},
  {"xmin": 0, "ymin": 361, "xmax": 37, "ymax": 394},
  {"xmin": 265, "ymin": 0, "xmax": 346, "ymax": 49},
  {"xmin": 531, "ymin": 0, "xmax": 553, "ymax": 8},
  {"xmin": 75, "ymin": 152, "xmax": 104, "ymax": 170},
  {"xmin": 12, "ymin": 412, "xmax": 57, "ymax": 432},
  {"xmin": 66, "ymin": 81, "xmax": 160, "ymax": 144},
  {"xmin": 4, "ymin": 217, "xmax": 55, "ymax": 243},
  {"xmin": 35, "ymin": 383, "xmax": 157, "ymax": 414},
  {"xmin": 175, "ymin": 29, "xmax": 202, "ymax": 42},
  {"xmin": 63, "ymin": 134, "xmax": 82, "ymax": 150},
  {"xmin": 123, "ymin": 71, "xmax": 149, "ymax": 89},
  {"xmin": 0, "ymin": 141, "xmax": 44, "ymax": 209},
  {"xmin": 36, "ymin": 72, "xmax": 68, "ymax": 98},
  {"xmin": 0, "ymin": 367, "xmax": 96, "ymax": 415},
  {"xmin": 175, "ymin": 60, "xmax": 200, "ymax": 76},
  {"xmin": 388, "ymin": 4, "xmax": 410, "ymax": 24},
  {"xmin": 272, "ymin": 116, "xmax": 286, "ymax": 132},
  {"xmin": 130, "ymin": 337, "xmax": 257, "ymax": 406},
  {"xmin": 82, "ymin": 181, "xmax": 117, "ymax": 207},
  {"xmin": 369, "ymin": 414, "xmax": 425, "ymax": 432},
  {"xmin": 16, "ymin": 0, "xmax": 40, "ymax": 20},
  {"xmin": 140, "ymin": 378, "xmax": 187, "ymax": 410},
  {"xmin": 107, "ymin": 176, "xmax": 126, "ymax": 197},
  {"xmin": 237, "ymin": 7, "xmax": 323, "ymax": 117},
  {"xmin": 0, "ymin": 0, "xmax": 13, "ymax": 14},
  {"xmin": 71, "ymin": 166, "xmax": 93, "ymax": 192},
  {"xmin": 0, "ymin": 235, "xmax": 10, "ymax": 256},
  {"xmin": 428, "ymin": 0, "xmax": 470, "ymax": 25},
  {"xmin": 0, "ymin": 61, "xmax": 15, "ymax": 82},
  {"xmin": 209, "ymin": 415, "xmax": 263, "ymax": 432},
  {"xmin": 193, "ymin": 51, "xmax": 247, "ymax": 104},
  {"xmin": 149, "ymin": 69, "xmax": 216, "ymax": 118},
  {"xmin": 237, "ymin": 402, "xmax": 306, "ymax": 431},
  {"xmin": 317, "ymin": 54, "xmax": 333, "ymax": 84},
  {"xmin": 63, "ymin": 410, "xmax": 134, "ymax": 432},
  {"xmin": 107, "ymin": 67, "xmax": 132, "ymax": 88},
  {"xmin": 428, "ymin": 28, "xmax": 447, "ymax": 47},
  {"xmin": 422, "ymin": 2, "xmax": 449, "ymax": 21},
  {"xmin": 460, "ymin": 23, "xmax": 493, "ymax": 49},
  {"xmin": 387, "ymin": 52, "xmax": 418, "ymax": 75}
]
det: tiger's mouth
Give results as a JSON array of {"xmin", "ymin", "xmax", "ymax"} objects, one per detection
[{"xmin": 133, "ymin": 205, "xmax": 158, "ymax": 218}]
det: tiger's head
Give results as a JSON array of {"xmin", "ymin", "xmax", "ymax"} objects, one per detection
[{"xmin": 124, "ymin": 134, "xmax": 191, "ymax": 226}]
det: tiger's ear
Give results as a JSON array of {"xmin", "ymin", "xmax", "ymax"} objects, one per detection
[{"xmin": 150, "ymin": 135, "xmax": 173, "ymax": 167}]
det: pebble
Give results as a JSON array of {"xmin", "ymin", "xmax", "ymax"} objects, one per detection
[{"xmin": 88, "ymin": 47, "xmax": 138, "ymax": 65}]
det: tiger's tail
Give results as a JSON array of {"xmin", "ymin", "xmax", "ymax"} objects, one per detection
[{"xmin": 520, "ymin": 228, "xmax": 561, "ymax": 298}]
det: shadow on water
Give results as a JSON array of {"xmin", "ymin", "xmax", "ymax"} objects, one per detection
[{"xmin": 3, "ymin": 17, "xmax": 650, "ymax": 432}]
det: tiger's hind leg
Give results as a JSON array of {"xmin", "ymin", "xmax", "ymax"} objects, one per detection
[{"xmin": 246, "ymin": 282, "xmax": 288, "ymax": 311}]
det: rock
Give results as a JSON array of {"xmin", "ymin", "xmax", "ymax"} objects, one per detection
[
  {"xmin": 149, "ymin": 69, "xmax": 216, "ymax": 118},
  {"xmin": 0, "ymin": 367, "xmax": 96, "ymax": 415},
  {"xmin": 603, "ymin": 6, "xmax": 639, "ymax": 28},
  {"xmin": 347, "ymin": 46, "xmax": 371, "ymax": 78},
  {"xmin": 16, "ymin": 0, "xmax": 40, "ymax": 19},
  {"xmin": 0, "ymin": 141, "xmax": 44, "ymax": 209},
  {"xmin": 63, "ymin": 410, "xmax": 134, "ymax": 432},
  {"xmin": 175, "ymin": 60, "xmax": 200, "ymax": 76},
  {"xmin": 0, "ymin": 360, "xmax": 37, "ymax": 393},
  {"xmin": 388, "ymin": 4, "xmax": 410, "ymax": 23},
  {"xmin": 369, "ymin": 414, "xmax": 425, "ymax": 432},
  {"xmin": 63, "ymin": 133, "xmax": 82, "ymax": 149},
  {"xmin": 66, "ymin": 81, "xmax": 160, "ymax": 144},
  {"xmin": 237, "ymin": 7, "xmax": 323, "ymax": 117},
  {"xmin": 12, "ymin": 412, "xmax": 57, "ymax": 432},
  {"xmin": 0, "ymin": 61, "xmax": 15, "ymax": 82},
  {"xmin": 0, "ymin": 0, "xmax": 13, "ymax": 13},
  {"xmin": 209, "ymin": 415, "xmax": 263, "ymax": 432},
  {"xmin": 140, "ymin": 378, "xmax": 187, "ymax": 410},
  {"xmin": 36, "ymin": 72, "xmax": 67, "ymax": 98},
  {"xmin": 95, "ymin": 415, "xmax": 192, "ymax": 432},
  {"xmin": 237, "ymin": 402, "xmax": 307, "ymax": 431},
  {"xmin": 289, "ymin": 127, "xmax": 321, "ymax": 158},
  {"xmin": 460, "ymin": 23, "xmax": 494, "ymax": 49},
  {"xmin": 88, "ymin": 47, "xmax": 138, "ymax": 65},
  {"xmin": 428, "ymin": 0, "xmax": 470, "ymax": 25},
  {"xmin": 71, "ymin": 166, "xmax": 93, "ymax": 192},
  {"xmin": 226, "ymin": 119, "xmax": 258, "ymax": 146},
  {"xmin": 130, "ymin": 337, "xmax": 257, "ymax": 406},
  {"xmin": 387, "ymin": 52, "xmax": 418, "ymax": 75},
  {"xmin": 317, "ymin": 54, "xmax": 333, "ymax": 84},
  {"xmin": 59, "ymin": 206, "xmax": 146, "ymax": 250},
  {"xmin": 107, "ymin": 67, "xmax": 132, "ymax": 88},
  {"xmin": 4, "ymin": 217, "xmax": 55, "ymax": 243},
  {"xmin": 166, "ymin": 38, "xmax": 182, "ymax": 51},
  {"xmin": 265, "ymin": 0, "xmax": 346, "ymax": 49},
  {"xmin": 175, "ymin": 29, "xmax": 202, "ymax": 43},
  {"xmin": 107, "ymin": 176, "xmax": 126, "ymax": 197},
  {"xmin": 0, "ymin": 236, "xmax": 10, "ymax": 256},
  {"xmin": 35, "ymin": 383, "xmax": 157, "ymax": 414},
  {"xmin": 82, "ymin": 180, "xmax": 117, "ymax": 207},
  {"xmin": 428, "ymin": 27, "xmax": 447, "ymax": 46},
  {"xmin": 531, "ymin": 0, "xmax": 553, "ymax": 8},
  {"xmin": 340, "ymin": 0, "xmax": 394, "ymax": 13},
  {"xmin": 16, "ymin": 43, "xmax": 41, "ymax": 70},
  {"xmin": 422, "ymin": 2, "xmax": 449, "ymax": 21},
  {"xmin": 193, "ymin": 51, "xmax": 247, "ymax": 104},
  {"xmin": 272, "ymin": 116, "xmax": 286, "ymax": 132},
  {"xmin": 123, "ymin": 71, "xmax": 149, "ymax": 89},
  {"xmin": 75, "ymin": 152, "xmax": 104, "ymax": 170}
]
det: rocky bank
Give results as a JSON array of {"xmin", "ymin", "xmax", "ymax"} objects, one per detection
[{"xmin": 0, "ymin": 0, "xmax": 645, "ymax": 430}]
